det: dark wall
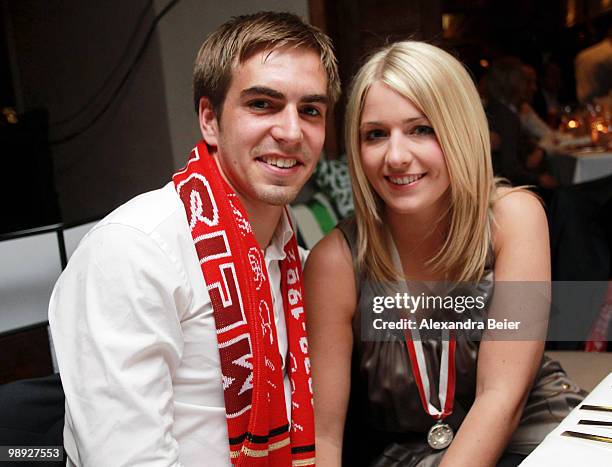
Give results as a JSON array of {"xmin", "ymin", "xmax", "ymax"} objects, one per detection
[
  {"xmin": 320, "ymin": 0, "xmax": 443, "ymax": 156},
  {"xmin": 5, "ymin": 0, "xmax": 174, "ymax": 223}
]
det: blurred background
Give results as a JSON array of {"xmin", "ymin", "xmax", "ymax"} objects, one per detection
[{"xmin": 1, "ymin": 0, "xmax": 610, "ymax": 228}]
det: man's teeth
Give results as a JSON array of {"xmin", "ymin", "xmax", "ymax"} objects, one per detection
[
  {"xmin": 388, "ymin": 174, "xmax": 425, "ymax": 185},
  {"xmin": 262, "ymin": 157, "xmax": 297, "ymax": 168}
]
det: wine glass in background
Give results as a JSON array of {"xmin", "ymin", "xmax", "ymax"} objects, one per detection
[
  {"xmin": 593, "ymin": 95, "xmax": 612, "ymax": 148},
  {"xmin": 559, "ymin": 105, "xmax": 586, "ymax": 137}
]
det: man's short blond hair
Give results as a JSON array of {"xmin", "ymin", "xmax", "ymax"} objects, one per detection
[{"xmin": 193, "ymin": 11, "xmax": 340, "ymax": 115}]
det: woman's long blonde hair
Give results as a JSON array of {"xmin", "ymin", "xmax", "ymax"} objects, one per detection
[{"xmin": 345, "ymin": 41, "xmax": 497, "ymax": 283}]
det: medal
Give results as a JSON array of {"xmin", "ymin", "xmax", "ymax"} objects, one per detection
[
  {"xmin": 404, "ymin": 327, "xmax": 457, "ymax": 450},
  {"xmin": 427, "ymin": 421, "xmax": 454, "ymax": 450},
  {"xmin": 389, "ymin": 243, "xmax": 457, "ymax": 450}
]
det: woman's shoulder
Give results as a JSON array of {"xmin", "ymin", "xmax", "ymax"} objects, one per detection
[
  {"xmin": 306, "ymin": 225, "xmax": 354, "ymax": 277},
  {"xmin": 492, "ymin": 187, "xmax": 545, "ymax": 223},
  {"xmin": 335, "ymin": 216, "xmax": 357, "ymax": 242},
  {"xmin": 490, "ymin": 187, "xmax": 548, "ymax": 255}
]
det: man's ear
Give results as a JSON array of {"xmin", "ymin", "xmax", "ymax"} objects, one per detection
[{"xmin": 198, "ymin": 97, "xmax": 219, "ymax": 147}]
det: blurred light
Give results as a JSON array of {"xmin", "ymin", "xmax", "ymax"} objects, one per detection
[
  {"xmin": 479, "ymin": 59, "xmax": 489, "ymax": 68},
  {"xmin": 566, "ymin": 0, "xmax": 576, "ymax": 26},
  {"xmin": 442, "ymin": 14, "xmax": 451, "ymax": 31},
  {"xmin": 2, "ymin": 107, "xmax": 18, "ymax": 124},
  {"xmin": 596, "ymin": 122, "xmax": 606, "ymax": 132},
  {"xmin": 442, "ymin": 13, "xmax": 465, "ymax": 39},
  {"xmin": 568, "ymin": 120, "xmax": 578, "ymax": 129}
]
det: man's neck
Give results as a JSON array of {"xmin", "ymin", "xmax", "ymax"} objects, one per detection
[
  {"xmin": 208, "ymin": 148, "xmax": 285, "ymax": 250},
  {"xmin": 245, "ymin": 202, "xmax": 284, "ymax": 250}
]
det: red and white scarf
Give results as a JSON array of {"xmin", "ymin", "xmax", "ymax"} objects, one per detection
[{"xmin": 173, "ymin": 142, "xmax": 315, "ymax": 466}]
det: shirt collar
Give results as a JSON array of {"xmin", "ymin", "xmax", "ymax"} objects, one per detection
[{"xmin": 264, "ymin": 209, "xmax": 293, "ymax": 262}]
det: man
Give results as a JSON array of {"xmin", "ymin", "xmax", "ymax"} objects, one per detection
[
  {"xmin": 484, "ymin": 57, "xmax": 559, "ymax": 192},
  {"xmin": 533, "ymin": 61, "xmax": 562, "ymax": 127},
  {"xmin": 519, "ymin": 64, "xmax": 555, "ymax": 143},
  {"xmin": 575, "ymin": 26, "xmax": 612, "ymax": 104},
  {"xmin": 49, "ymin": 12, "xmax": 340, "ymax": 466}
]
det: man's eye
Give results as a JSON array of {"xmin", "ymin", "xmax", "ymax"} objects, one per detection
[
  {"xmin": 413, "ymin": 125, "xmax": 435, "ymax": 136},
  {"xmin": 363, "ymin": 129, "xmax": 387, "ymax": 141},
  {"xmin": 249, "ymin": 100, "xmax": 271, "ymax": 110},
  {"xmin": 301, "ymin": 106, "xmax": 322, "ymax": 117}
]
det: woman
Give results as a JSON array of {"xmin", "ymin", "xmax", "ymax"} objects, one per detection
[{"xmin": 304, "ymin": 42, "xmax": 583, "ymax": 467}]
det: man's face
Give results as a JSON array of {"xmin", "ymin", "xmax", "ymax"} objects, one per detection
[{"xmin": 200, "ymin": 47, "xmax": 328, "ymax": 213}]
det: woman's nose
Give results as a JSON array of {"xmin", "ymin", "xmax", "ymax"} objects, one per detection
[{"xmin": 385, "ymin": 133, "xmax": 413, "ymax": 169}]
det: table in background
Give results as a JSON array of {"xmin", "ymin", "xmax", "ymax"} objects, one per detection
[
  {"xmin": 520, "ymin": 372, "xmax": 612, "ymax": 466},
  {"xmin": 552, "ymin": 149, "xmax": 612, "ymax": 185},
  {"xmin": 0, "ymin": 220, "xmax": 98, "ymax": 384}
]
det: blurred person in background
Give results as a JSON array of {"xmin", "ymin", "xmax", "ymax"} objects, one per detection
[
  {"xmin": 575, "ymin": 26, "xmax": 612, "ymax": 104},
  {"xmin": 532, "ymin": 61, "xmax": 563, "ymax": 128},
  {"xmin": 484, "ymin": 57, "xmax": 559, "ymax": 195}
]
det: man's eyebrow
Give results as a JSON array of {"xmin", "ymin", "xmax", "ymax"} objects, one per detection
[
  {"xmin": 240, "ymin": 87, "xmax": 328, "ymax": 105},
  {"xmin": 240, "ymin": 86, "xmax": 284, "ymax": 100},
  {"xmin": 301, "ymin": 94, "xmax": 329, "ymax": 105}
]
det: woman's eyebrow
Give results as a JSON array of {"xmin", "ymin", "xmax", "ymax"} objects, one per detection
[{"xmin": 361, "ymin": 116, "xmax": 427, "ymax": 127}]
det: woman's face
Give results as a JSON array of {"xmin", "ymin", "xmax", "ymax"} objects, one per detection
[{"xmin": 359, "ymin": 81, "xmax": 450, "ymax": 218}]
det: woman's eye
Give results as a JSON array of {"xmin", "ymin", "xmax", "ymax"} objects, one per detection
[
  {"xmin": 364, "ymin": 129, "xmax": 387, "ymax": 140},
  {"xmin": 413, "ymin": 125, "xmax": 435, "ymax": 136}
]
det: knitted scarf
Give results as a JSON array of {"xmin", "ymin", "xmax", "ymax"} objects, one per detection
[{"xmin": 173, "ymin": 142, "xmax": 315, "ymax": 466}]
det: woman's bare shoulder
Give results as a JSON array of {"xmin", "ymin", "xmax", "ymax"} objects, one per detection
[
  {"xmin": 306, "ymin": 228, "xmax": 354, "ymax": 274},
  {"xmin": 492, "ymin": 187, "xmax": 545, "ymax": 224},
  {"xmin": 491, "ymin": 187, "xmax": 549, "ymax": 260}
]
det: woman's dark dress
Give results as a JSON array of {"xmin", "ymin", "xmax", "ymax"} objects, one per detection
[{"xmin": 337, "ymin": 218, "xmax": 585, "ymax": 467}]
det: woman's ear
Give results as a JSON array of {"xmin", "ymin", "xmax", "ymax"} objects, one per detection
[{"xmin": 198, "ymin": 97, "xmax": 219, "ymax": 147}]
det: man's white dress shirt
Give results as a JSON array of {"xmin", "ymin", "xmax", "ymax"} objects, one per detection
[{"xmin": 49, "ymin": 182, "xmax": 303, "ymax": 467}]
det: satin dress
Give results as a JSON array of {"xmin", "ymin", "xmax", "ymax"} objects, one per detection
[{"xmin": 337, "ymin": 218, "xmax": 585, "ymax": 467}]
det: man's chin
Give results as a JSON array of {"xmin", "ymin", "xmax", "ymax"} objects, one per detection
[{"xmin": 256, "ymin": 186, "xmax": 300, "ymax": 207}]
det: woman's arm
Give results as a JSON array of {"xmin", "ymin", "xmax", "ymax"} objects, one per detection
[
  {"xmin": 440, "ymin": 190, "xmax": 550, "ymax": 467},
  {"xmin": 304, "ymin": 229, "xmax": 357, "ymax": 467}
]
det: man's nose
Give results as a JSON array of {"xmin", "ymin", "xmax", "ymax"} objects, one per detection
[{"xmin": 271, "ymin": 106, "xmax": 303, "ymax": 145}]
